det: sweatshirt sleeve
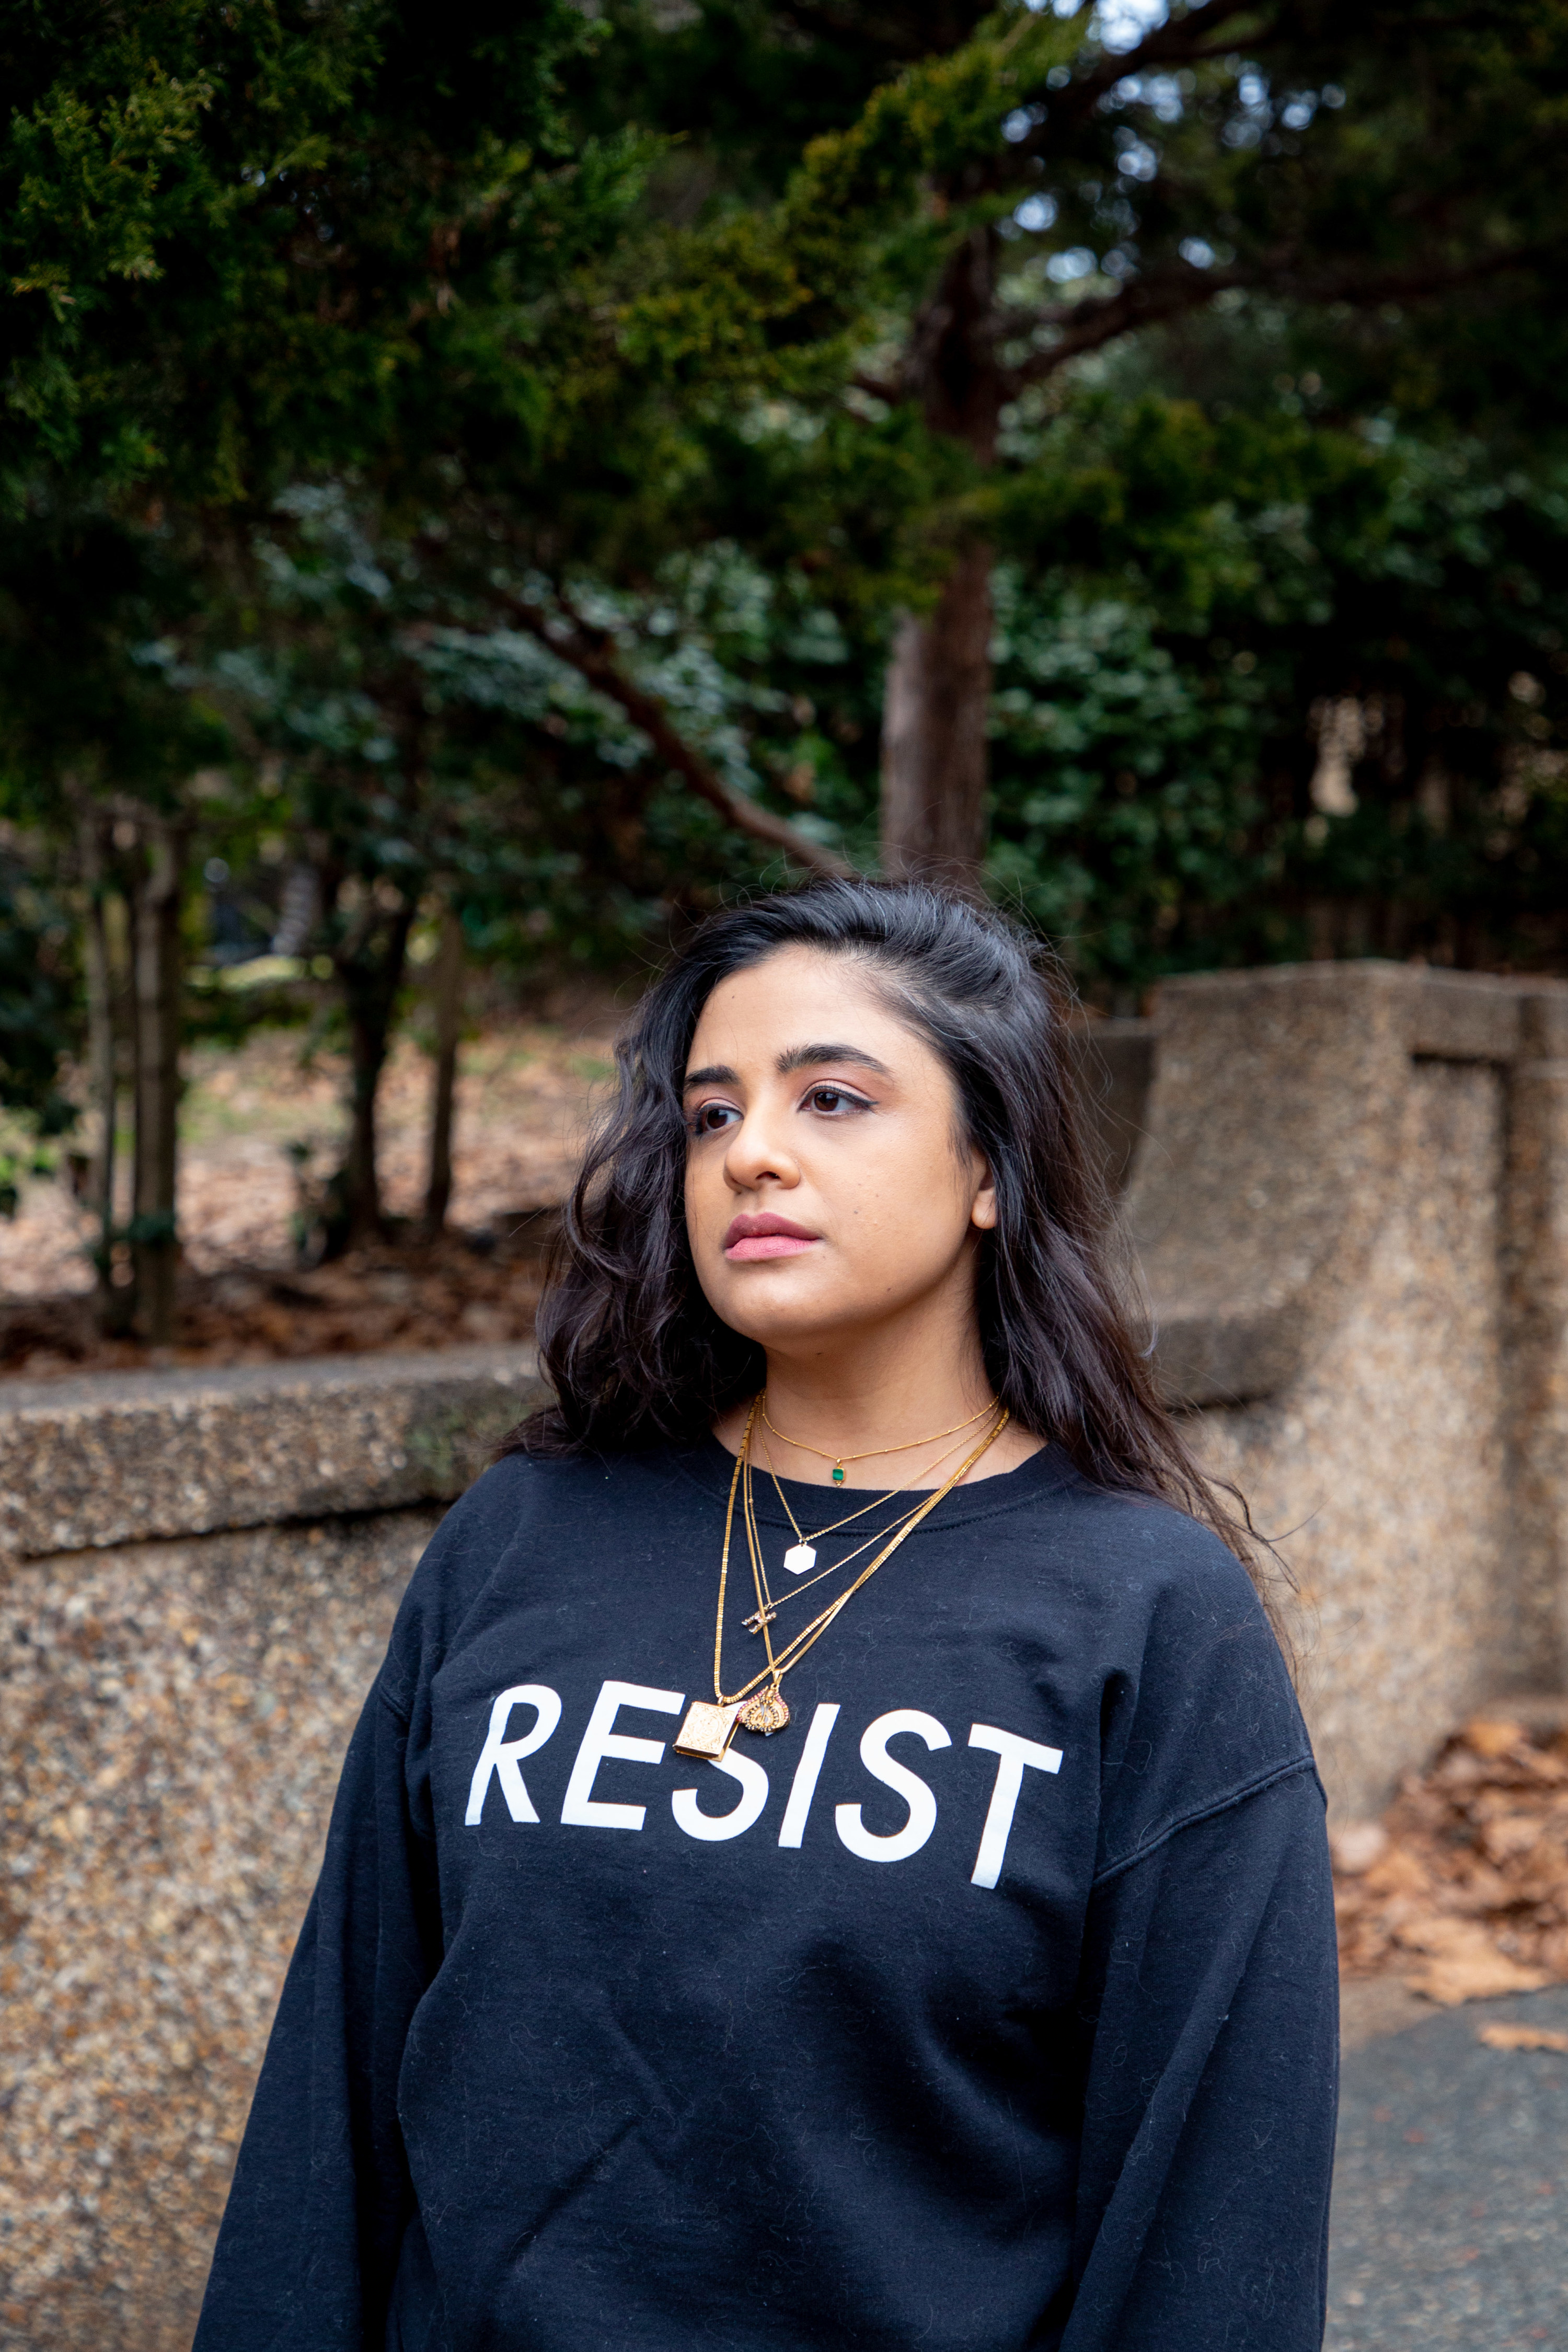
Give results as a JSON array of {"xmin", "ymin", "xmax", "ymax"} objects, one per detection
[
  {"xmin": 1062, "ymin": 1763, "xmax": 1338, "ymax": 2352},
  {"xmin": 193, "ymin": 1678, "xmax": 440, "ymax": 2351}
]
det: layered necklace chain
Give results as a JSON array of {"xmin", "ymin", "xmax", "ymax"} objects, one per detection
[
  {"xmin": 758, "ymin": 1396, "xmax": 995, "ymax": 1486},
  {"xmin": 741, "ymin": 1417, "xmax": 990, "ymax": 1632},
  {"xmin": 673, "ymin": 1392, "xmax": 1009, "ymax": 1762}
]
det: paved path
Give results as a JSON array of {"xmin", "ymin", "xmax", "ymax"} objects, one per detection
[{"xmin": 1328, "ymin": 1987, "xmax": 1568, "ymax": 2348}]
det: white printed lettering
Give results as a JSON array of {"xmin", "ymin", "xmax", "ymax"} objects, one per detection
[
  {"xmin": 835, "ymin": 1708, "xmax": 950, "ymax": 1864},
  {"xmin": 967, "ymin": 1723, "xmax": 1063, "ymax": 1889},
  {"xmin": 560, "ymin": 1679, "xmax": 684, "ymax": 1831},
  {"xmin": 777, "ymin": 1702, "xmax": 840, "ymax": 1848},
  {"xmin": 464, "ymin": 1685, "xmax": 562, "ymax": 1826},
  {"xmin": 672, "ymin": 1747, "xmax": 769, "ymax": 1842}
]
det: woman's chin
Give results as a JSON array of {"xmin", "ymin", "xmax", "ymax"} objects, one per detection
[{"xmin": 707, "ymin": 1274, "xmax": 866, "ymax": 1352}]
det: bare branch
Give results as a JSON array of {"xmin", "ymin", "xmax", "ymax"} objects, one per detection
[
  {"xmin": 979, "ymin": 2, "xmax": 1278, "ymax": 195},
  {"xmin": 1000, "ymin": 236, "xmax": 1564, "ymax": 391},
  {"xmin": 493, "ymin": 591, "xmax": 856, "ymax": 879},
  {"xmin": 1057, "ymin": 0, "xmax": 1266, "ymax": 108},
  {"xmin": 1000, "ymin": 269, "xmax": 1242, "ymax": 386}
]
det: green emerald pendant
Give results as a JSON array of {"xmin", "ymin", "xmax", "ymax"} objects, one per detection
[{"xmin": 832, "ymin": 1464, "xmax": 846, "ymax": 1484}]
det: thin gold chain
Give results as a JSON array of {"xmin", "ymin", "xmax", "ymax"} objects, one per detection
[
  {"xmin": 711, "ymin": 1397, "xmax": 762, "ymax": 1706},
  {"xmin": 727, "ymin": 1409, "xmax": 1009, "ymax": 1704},
  {"xmin": 758, "ymin": 1393, "xmax": 996, "ymax": 1471},
  {"xmin": 711, "ymin": 1399, "xmax": 1010, "ymax": 1711},
  {"xmin": 746, "ymin": 1422, "xmax": 989, "ymax": 1630},
  {"xmin": 754, "ymin": 1414, "xmax": 984, "ymax": 1548}
]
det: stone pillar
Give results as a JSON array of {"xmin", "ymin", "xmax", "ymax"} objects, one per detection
[
  {"xmin": 1123, "ymin": 961, "xmax": 1538, "ymax": 1818},
  {"xmin": 1505, "ymin": 989, "xmax": 1568, "ymax": 1687},
  {"xmin": 1124, "ymin": 962, "xmax": 1421, "ymax": 1409}
]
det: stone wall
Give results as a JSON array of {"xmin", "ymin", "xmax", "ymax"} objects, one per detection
[
  {"xmin": 0, "ymin": 1351, "xmax": 545, "ymax": 2352},
  {"xmin": 1111, "ymin": 961, "xmax": 1568, "ymax": 1820},
  {"xmin": 2, "ymin": 963, "xmax": 1566, "ymax": 2345}
]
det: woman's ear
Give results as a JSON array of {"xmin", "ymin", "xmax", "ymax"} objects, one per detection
[{"xmin": 970, "ymin": 1151, "xmax": 998, "ymax": 1232}]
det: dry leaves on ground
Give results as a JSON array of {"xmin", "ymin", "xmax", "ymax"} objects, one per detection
[
  {"xmin": 1476, "ymin": 2021, "xmax": 1568, "ymax": 2052},
  {"xmin": 1333, "ymin": 1713, "xmax": 1568, "ymax": 2005},
  {"xmin": 0, "ymin": 1013, "xmax": 615, "ymax": 1380},
  {"xmin": 0, "ymin": 1224, "xmax": 551, "ymax": 1379}
]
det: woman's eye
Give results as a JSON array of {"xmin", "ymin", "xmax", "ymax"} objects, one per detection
[
  {"xmin": 806, "ymin": 1086, "xmax": 865, "ymax": 1115},
  {"xmin": 689, "ymin": 1102, "xmax": 738, "ymax": 1136}
]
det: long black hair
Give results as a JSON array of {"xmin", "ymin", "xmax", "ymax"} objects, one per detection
[{"xmin": 505, "ymin": 879, "xmax": 1279, "ymax": 1614}]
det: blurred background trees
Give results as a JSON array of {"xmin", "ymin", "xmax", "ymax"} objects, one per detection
[{"xmin": 2, "ymin": 0, "xmax": 1566, "ymax": 1335}]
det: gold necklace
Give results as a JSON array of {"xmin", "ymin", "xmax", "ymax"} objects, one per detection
[
  {"xmin": 672, "ymin": 1396, "xmax": 1010, "ymax": 1762},
  {"xmin": 760, "ymin": 1394, "xmax": 996, "ymax": 1486},
  {"xmin": 743, "ymin": 1422, "xmax": 986, "ymax": 1631},
  {"xmin": 735, "ymin": 1404, "xmax": 1009, "ymax": 1735}
]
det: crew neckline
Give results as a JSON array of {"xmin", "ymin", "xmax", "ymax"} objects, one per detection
[{"xmin": 671, "ymin": 1431, "xmax": 1080, "ymax": 1532}]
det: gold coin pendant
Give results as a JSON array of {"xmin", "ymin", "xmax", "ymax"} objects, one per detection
[{"xmin": 739, "ymin": 1690, "xmax": 791, "ymax": 1736}]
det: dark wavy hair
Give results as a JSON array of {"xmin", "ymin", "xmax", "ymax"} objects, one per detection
[{"xmin": 504, "ymin": 878, "xmax": 1279, "ymax": 1616}]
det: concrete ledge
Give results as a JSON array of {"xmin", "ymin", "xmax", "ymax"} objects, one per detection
[
  {"xmin": 1069, "ymin": 1019, "xmax": 1156, "ymax": 1194},
  {"xmin": 1147, "ymin": 959, "xmax": 1557, "ymax": 1067},
  {"xmin": 0, "ymin": 1346, "xmax": 548, "ymax": 1561},
  {"xmin": 1149, "ymin": 1305, "xmax": 1307, "ymax": 1410},
  {"xmin": 1521, "ymin": 988, "xmax": 1568, "ymax": 1058},
  {"xmin": 1409, "ymin": 969, "xmax": 1524, "ymax": 1063}
]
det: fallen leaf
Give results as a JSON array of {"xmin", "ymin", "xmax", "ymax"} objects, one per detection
[
  {"xmin": 1477, "ymin": 2022, "xmax": 1568, "ymax": 2052},
  {"xmin": 1330, "ymin": 1820, "xmax": 1389, "ymax": 1875},
  {"xmin": 1399, "ymin": 1916, "xmax": 1551, "ymax": 2005},
  {"xmin": 1394, "ymin": 1915, "xmax": 1490, "ymax": 1956},
  {"xmin": 1465, "ymin": 1717, "xmax": 1528, "ymax": 1760},
  {"xmin": 1405, "ymin": 1953, "xmax": 1551, "ymax": 2006},
  {"xmin": 1481, "ymin": 1813, "xmax": 1545, "ymax": 1864},
  {"xmin": 1360, "ymin": 1847, "xmax": 1432, "ymax": 1898}
]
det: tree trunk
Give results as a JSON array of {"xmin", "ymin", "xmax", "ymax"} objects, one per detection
[
  {"xmin": 75, "ymin": 808, "xmax": 119, "ymax": 1312},
  {"xmin": 423, "ymin": 904, "xmax": 464, "ymax": 1235},
  {"xmin": 880, "ymin": 546, "xmax": 994, "ymax": 882},
  {"xmin": 71, "ymin": 797, "xmax": 141, "ymax": 1334},
  {"xmin": 130, "ymin": 816, "xmax": 187, "ymax": 1346},
  {"xmin": 880, "ymin": 226, "xmax": 1003, "ymax": 886},
  {"xmin": 328, "ymin": 904, "xmax": 416, "ymax": 1252}
]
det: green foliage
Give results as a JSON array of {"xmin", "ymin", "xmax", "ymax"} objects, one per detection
[
  {"xmin": 985, "ymin": 371, "xmax": 1568, "ymax": 987},
  {"xmin": 4, "ymin": 0, "xmax": 1567, "ymax": 1201},
  {"xmin": 1, "ymin": 0, "xmax": 599, "ymax": 504},
  {"xmin": 0, "ymin": 844, "xmax": 78, "ymax": 1148},
  {"xmin": 988, "ymin": 579, "xmax": 1277, "ymax": 989}
]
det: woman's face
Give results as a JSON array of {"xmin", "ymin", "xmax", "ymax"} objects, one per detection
[{"xmin": 682, "ymin": 945, "xmax": 995, "ymax": 1358}]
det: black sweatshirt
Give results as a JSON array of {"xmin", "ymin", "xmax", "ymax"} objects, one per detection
[{"xmin": 195, "ymin": 1439, "xmax": 1338, "ymax": 2352}]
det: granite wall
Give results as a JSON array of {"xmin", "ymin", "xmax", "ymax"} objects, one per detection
[
  {"xmin": 2, "ymin": 963, "xmax": 1566, "ymax": 2345},
  {"xmin": 1114, "ymin": 961, "xmax": 1568, "ymax": 1820},
  {"xmin": 0, "ymin": 1351, "xmax": 545, "ymax": 2352}
]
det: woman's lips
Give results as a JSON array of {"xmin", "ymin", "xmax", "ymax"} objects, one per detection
[{"xmin": 723, "ymin": 1214, "xmax": 820, "ymax": 1262}]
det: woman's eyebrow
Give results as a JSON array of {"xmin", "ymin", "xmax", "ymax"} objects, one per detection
[
  {"xmin": 777, "ymin": 1042, "xmax": 890, "ymax": 1077},
  {"xmin": 682, "ymin": 1043, "xmax": 892, "ymax": 1090}
]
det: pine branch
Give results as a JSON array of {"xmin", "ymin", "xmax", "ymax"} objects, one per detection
[
  {"xmin": 494, "ymin": 590, "xmax": 856, "ymax": 879},
  {"xmin": 998, "ymin": 269, "xmax": 1246, "ymax": 386},
  {"xmin": 999, "ymin": 236, "xmax": 1563, "ymax": 391},
  {"xmin": 1052, "ymin": 0, "xmax": 1268, "ymax": 115}
]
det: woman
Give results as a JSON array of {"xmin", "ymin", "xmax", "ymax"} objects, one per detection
[{"xmin": 197, "ymin": 880, "xmax": 1337, "ymax": 2352}]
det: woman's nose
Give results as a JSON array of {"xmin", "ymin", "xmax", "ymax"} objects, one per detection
[{"xmin": 722, "ymin": 1106, "xmax": 800, "ymax": 1192}]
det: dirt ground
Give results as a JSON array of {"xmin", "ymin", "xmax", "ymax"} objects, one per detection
[{"xmin": 0, "ymin": 1014, "xmax": 619, "ymax": 1377}]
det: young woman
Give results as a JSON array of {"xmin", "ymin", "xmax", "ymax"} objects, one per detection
[{"xmin": 197, "ymin": 880, "xmax": 1338, "ymax": 2352}]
